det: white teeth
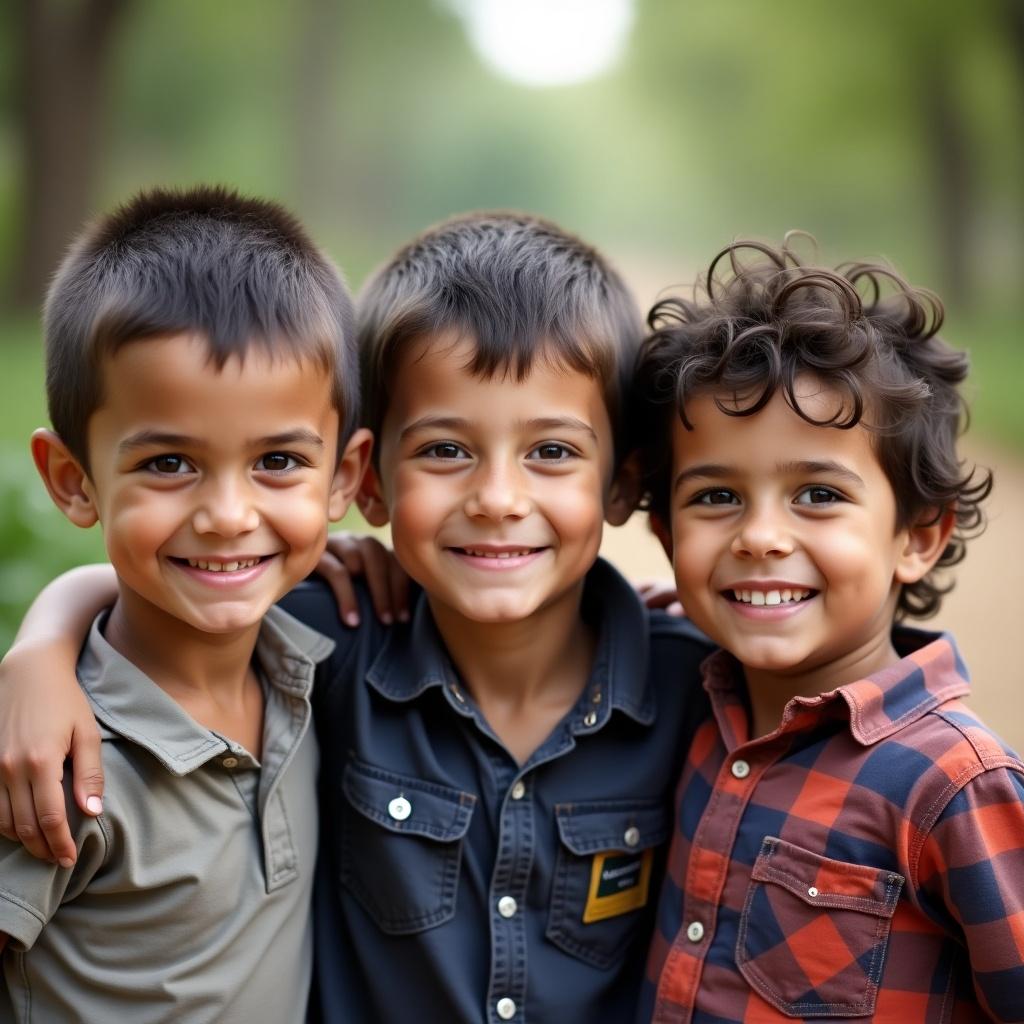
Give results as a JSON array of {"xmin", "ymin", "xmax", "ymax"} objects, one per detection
[
  {"xmin": 464, "ymin": 549, "xmax": 532, "ymax": 559},
  {"xmin": 186, "ymin": 558, "xmax": 260, "ymax": 572},
  {"xmin": 731, "ymin": 587, "xmax": 812, "ymax": 605}
]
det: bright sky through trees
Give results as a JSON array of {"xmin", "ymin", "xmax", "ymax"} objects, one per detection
[{"xmin": 449, "ymin": 0, "xmax": 635, "ymax": 87}]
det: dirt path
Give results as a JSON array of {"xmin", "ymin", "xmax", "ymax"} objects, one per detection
[{"xmin": 599, "ymin": 440, "xmax": 1024, "ymax": 752}]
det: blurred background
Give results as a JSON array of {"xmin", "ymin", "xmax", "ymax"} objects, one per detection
[{"xmin": 1, "ymin": 0, "xmax": 1021, "ymax": 741}]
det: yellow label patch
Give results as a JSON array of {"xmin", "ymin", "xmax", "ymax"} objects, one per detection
[{"xmin": 582, "ymin": 847, "xmax": 653, "ymax": 923}]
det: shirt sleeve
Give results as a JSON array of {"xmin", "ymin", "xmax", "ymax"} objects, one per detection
[
  {"xmin": 916, "ymin": 765, "xmax": 1024, "ymax": 1021},
  {"xmin": 0, "ymin": 796, "xmax": 108, "ymax": 951}
]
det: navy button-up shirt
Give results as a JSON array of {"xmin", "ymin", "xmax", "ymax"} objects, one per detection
[{"xmin": 282, "ymin": 558, "xmax": 712, "ymax": 1024}]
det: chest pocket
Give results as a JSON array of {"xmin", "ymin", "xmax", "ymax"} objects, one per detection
[
  {"xmin": 546, "ymin": 799, "xmax": 670, "ymax": 969},
  {"xmin": 737, "ymin": 836, "xmax": 905, "ymax": 1018},
  {"xmin": 338, "ymin": 758, "xmax": 475, "ymax": 935}
]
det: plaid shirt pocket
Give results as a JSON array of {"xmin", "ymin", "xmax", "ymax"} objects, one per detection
[{"xmin": 735, "ymin": 836, "xmax": 904, "ymax": 1018}]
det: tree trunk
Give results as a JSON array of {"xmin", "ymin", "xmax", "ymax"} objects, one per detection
[{"xmin": 11, "ymin": 0, "xmax": 129, "ymax": 311}]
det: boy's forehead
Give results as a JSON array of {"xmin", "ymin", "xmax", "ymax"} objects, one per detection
[
  {"xmin": 89, "ymin": 332, "xmax": 337, "ymax": 438},
  {"xmin": 382, "ymin": 332, "xmax": 613, "ymax": 436},
  {"xmin": 671, "ymin": 383, "xmax": 885, "ymax": 478}
]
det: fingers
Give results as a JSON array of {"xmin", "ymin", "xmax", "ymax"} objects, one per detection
[
  {"xmin": 0, "ymin": 783, "xmax": 13, "ymax": 842},
  {"xmin": 323, "ymin": 532, "xmax": 410, "ymax": 625},
  {"xmin": 634, "ymin": 580, "xmax": 687, "ymax": 618},
  {"xmin": 358, "ymin": 537, "xmax": 397, "ymax": 625},
  {"xmin": 388, "ymin": 554, "xmax": 411, "ymax": 624},
  {"xmin": 6, "ymin": 764, "xmax": 61, "ymax": 864},
  {"xmin": 70, "ymin": 725, "xmax": 105, "ymax": 822},
  {"xmin": 316, "ymin": 548, "xmax": 360, "ymax": 626}
]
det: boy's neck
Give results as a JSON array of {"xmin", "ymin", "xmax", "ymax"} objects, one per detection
[
  {"xmin": 428, "ymin": 581, "xmax": 596, "ymax": 764},
  {"xmin": 103, "ymin": 584, "xmax": 265, "ymax": 755},
  {"xmin": 742, "ymin": 630, "xmax": 903, "ymax": 740}
]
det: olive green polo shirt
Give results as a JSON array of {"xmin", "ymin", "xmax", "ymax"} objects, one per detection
[{"xmin": 0, "ymin": 605, "xmax": 331, "ymax": 1024}]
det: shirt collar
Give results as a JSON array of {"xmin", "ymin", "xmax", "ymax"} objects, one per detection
[
  {"xmin": 78, "ymin": 605, "xmax": 334, "ymax": 775},
  {"xmin": 365, "ymin": 557, "xmax": 657, "ymax": 726},
  {"xmin": 702, "ymin": 628, "xmax": 970, "ymax": 747}
]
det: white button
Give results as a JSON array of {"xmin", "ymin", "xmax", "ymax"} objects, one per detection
[
  {"xmin": 496, "ymin": 997, "xmax": 516, "ymax": 1020},
  {"xmin": 450, "ymin": 685, "xmax": 466, "ymax": 703},
  {"xmin": 686, "ymin": 921, "xmax": 704, "ymax": 943},
  {"xmin": 497, "ymin": 896, "xmax": 518, "ymax": 918},
  {"xmin": 731, "ymin": 759, "xmax": 751, "ymax": 779},
  {"xmin": 807, "ymin": 886, "xmax": 819, "ymax": 898},
  {"xmin": 222, "ymin": 756, "xmax": 239, "ymax": 769},
  {"xmin": 624, "ymin": 826, "xmax": 640, "ymax": 848},
  {"xmin": 387, "ymin": 796, "xmax": 412, "ymax": 821},
  {"xmin": 510, "ymin": 781, "xmax": 526, "ymax": 800},
  {"xmin": 583, "ymin": 711, "xmax": 598, "ymax": 727}
]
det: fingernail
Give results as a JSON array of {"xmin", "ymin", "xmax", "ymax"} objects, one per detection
[
  {"xmin": 398, "ymin": 610, "xmax": 410, "ymax": 623},
  {"xmin": 380, "ymin": 612, "xmax": 393, "ymax": 624},
  {"xmin": 86, "ymin": 796, "xmax": 103, "ymax": 815},
  {"xmin": 344, "ymin": 612, "xmax": 360, "ymax": 627},
  {"xmin": 59, "ymin": 857, "xmax": 75, "ymax": 869}
]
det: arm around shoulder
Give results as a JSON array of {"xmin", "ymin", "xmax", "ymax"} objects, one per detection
[{"xmin": 0, "ymin": 563, "xmax": 116, "ymax": 864}]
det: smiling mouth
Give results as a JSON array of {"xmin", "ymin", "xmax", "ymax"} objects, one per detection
[
  {"xmin": 450, "ymin": 547, "xmax": 545, "ymax": 559},
  {"xmin": 725, "ymin": 587, "xmax": 817, "ymax": 606},
  {"xmin": 172, "ymin": 556, "xmax": 270, "ymax": 573}
]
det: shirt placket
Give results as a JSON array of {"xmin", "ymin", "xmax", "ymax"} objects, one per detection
[
  {"xmin": 446, "ymin": 677, "xmax": 606, "ymax": 1024},
  {"xmin": 654, "ymin": 730, "xmax": 787, "ymax": 1022}
]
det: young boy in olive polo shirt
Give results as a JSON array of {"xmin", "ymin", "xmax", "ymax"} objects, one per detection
[{"xmin": 0, "ymin": 188, "xmax": 370, "ymax": 1022}]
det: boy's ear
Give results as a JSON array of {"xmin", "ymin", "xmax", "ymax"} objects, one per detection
[
  {"xmin": 328, "ymin": 427, "xmax": 374, "ymax": 522},
  {"xmin": 31, "ymin": 429, "xmax": 99, "ymax": 528},
  {"xmin": 605, "ymin": 451, "xmax": 642, "ymax": 527},
  {"xmin": 894, "ymin": 508, "xmax": 956, "ymax": 585},
  {"xmin": 356, "ymin": 460, "xmax": 391, "ymax": 528}
]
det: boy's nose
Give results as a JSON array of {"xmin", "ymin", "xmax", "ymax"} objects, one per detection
[
  {"xmin": 730, "ymin": 506, "xmax": 793, "ymax": 559},
  {"xmin": 192, "ymin": 478, "xmax": 261, "ymax": 536},
  {"xmin": 464, "ymin": 462, "xmax": 531, "ymax": 521}
]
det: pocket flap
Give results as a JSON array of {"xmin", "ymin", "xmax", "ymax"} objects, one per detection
[
  {"xmin": 752, "ymin": 836, "xmax": 904, "ymax": 917},
  {"xmin": 554, "ymin": 799, "xmax": 669, "ymax": 855},
  {"xmin": 342, "ymin": 759, "xmax": 475, "ymax": 842}
]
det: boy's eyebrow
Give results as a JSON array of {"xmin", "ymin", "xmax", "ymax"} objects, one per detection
[
  {"xmin": 399, "ymin": 416, "xmax": 597, "ymax": 441},
  {"xmin": 778, "ymin": 459, "xmax": 865, "ymax": 487},
  {"xmin": 255, "ymin": 429, "xmax": 325, "ymax": 449},
  {"xmin": 118, "ymin": 430, "xmax": 200, "ymax": 453},
  {"xmin": 524, "ymin": 416, "xmax": 598, "ymax": 440},
  {"xmin": 672, "ymin": 459, "xmax": 866, "ymax": 491},
  {"xmin": 118, "ymin": 428, "xmax": 325, "ymax": 452}
]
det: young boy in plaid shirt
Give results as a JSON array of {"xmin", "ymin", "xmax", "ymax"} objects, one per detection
[{"xmin": 634, "ymin": 238, "xmax": 1024, "ymax": 1022}]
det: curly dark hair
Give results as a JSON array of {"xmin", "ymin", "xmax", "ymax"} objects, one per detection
[{"xmin": 634, "ymin": 234, "xmax": 992, "ymax": 619}]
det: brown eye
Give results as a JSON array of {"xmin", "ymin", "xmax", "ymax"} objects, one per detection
[
  {"xmin": 258, "ymin": 452, "xmax": 296, "ymax": 472},
  {"xmin": 796, "ymin": 486, "xmax": 841, "ymax": 505},
  {"xmin": 695, "ymin": 488, "xmax": 738, "ymax": 505},
  {"xmin": 528, "ymin": 443, "xmax": 573, "ymax": 461},
  {"xmin": 148, "ymin": 455, "xmax": 191, "ymax": 475}
]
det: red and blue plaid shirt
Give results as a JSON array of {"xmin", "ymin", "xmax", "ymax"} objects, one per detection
[{"xmin": 641, "ymin": 629, "xmax": 1024, "ymax": 1022}]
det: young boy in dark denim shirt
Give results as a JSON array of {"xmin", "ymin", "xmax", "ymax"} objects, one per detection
[{"xmin": 634, "ymin": 239, "xmax": 1024, "ymax": 1022}]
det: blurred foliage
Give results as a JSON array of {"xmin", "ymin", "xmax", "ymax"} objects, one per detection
[{"xmin": 0, "ymin": 0, "xmax": 1022, "ymax": 648}]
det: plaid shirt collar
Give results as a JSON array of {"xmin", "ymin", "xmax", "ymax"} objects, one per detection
[{"xmin": 700, "ymin": 627, "xmax": 971, "ymax": 750}]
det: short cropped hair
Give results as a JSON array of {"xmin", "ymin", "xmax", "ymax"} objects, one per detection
[
  {"xmin": 357, "ymin": 211, "xmax": 643, "ymax": 463},
  {"xmin": 635, "ymin": 235, "xmax": 992, "ymax": 619},
  {"xmin": 44, "ymin": 186, "xmax": 358, "ymax": 470}
]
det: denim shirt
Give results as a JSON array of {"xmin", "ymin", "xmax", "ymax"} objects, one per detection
[{"xmin": 282, "ymin": 558, "xmax": 712, "ymax": 1024}]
